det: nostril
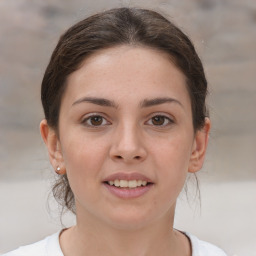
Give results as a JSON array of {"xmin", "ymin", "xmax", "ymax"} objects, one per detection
[{"xmin": 114, "ymin": 155, "xmax": 140, "ymax": 160}]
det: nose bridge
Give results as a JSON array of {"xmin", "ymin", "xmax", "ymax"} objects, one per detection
[{"xmin": 110, "ymin": 119, "xmax": 146, "ymax": 162}]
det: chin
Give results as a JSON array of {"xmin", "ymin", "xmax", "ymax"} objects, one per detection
[{"xmin": 103, "ymin": 208, "xmax": 156, "ymax": 230}]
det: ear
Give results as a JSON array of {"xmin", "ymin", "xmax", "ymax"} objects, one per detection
[
  {"xmin": 40, "ymin": 119, "xmax": 66, "ymax": 175},
  {"xmin": 188, "ymin": 118, "xmax": 211, "ymax": 173}
]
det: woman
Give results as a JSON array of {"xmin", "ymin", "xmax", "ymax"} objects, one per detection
[{"xmin": 4, "ymin": 7, "xmax": 227, "ymax": 256}]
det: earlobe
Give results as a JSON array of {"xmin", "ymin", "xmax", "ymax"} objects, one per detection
[
  {"xmin": 40, "ymin": 119, "xmax": 66, "ymax": 175},
  {"xmin": 188, "ymin": 118, "xmax": 211, "ymax": 173}
]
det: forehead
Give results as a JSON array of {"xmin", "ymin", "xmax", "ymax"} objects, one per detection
[{"xmin": 63, "ymin": 45, "xmax": 190, "ymax": 106}]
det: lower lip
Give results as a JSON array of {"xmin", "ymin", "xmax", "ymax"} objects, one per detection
[{"xmin": 103, "ymin": 183, "xmax": 153, "ymax": 199}]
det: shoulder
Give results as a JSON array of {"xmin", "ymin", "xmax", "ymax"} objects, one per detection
[
  {"xmin": 185, "ymin": 232, "xmax": 227, "ymax": 256},
  {"xmin": 2, "ymin": 231, "xmax": 63, "ymax": 256}
]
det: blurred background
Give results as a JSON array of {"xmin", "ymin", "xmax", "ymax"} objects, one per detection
[{"xmin": 0, "ymin": 0, "xmax": 255, "ymax": 255}]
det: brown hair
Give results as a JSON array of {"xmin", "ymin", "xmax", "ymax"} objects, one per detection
[{"xmin": 41, "ymin": 7, "xmax": 208, "ymax": 214}]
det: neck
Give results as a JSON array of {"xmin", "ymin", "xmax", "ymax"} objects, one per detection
[{"xmin": 60, "ymin": 206, "xmax": 191, "ymax": 256}]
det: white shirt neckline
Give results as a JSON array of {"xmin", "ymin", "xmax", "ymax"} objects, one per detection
[{"xmin": 44, "ymin": 230, "xmax": 227, "ymax": 256}]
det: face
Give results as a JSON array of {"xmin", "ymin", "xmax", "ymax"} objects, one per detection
[{"xmin": 41, "ymin": 46, "xmax": 209, "ymax": 230}]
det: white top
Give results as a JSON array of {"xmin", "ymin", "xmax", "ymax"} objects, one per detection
[{"xmin": 2, "ymin": 231, "xmax": 227, "ymax": 256}]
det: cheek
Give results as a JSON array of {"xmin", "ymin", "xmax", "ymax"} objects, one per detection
[
  {"xmin": 60, "ymin": 134, "xmax": 109, "ymax": 181},
  {"xmin": 60, "ymin": 135, "xmax": 110, "ymax": 205},
  {"xmin": 146, "ymin": 136, "xmax": 192, "ymax": 218},
  {"xmin": 151, "ymin": 134, "xmax": 193, "ymax": 188}
]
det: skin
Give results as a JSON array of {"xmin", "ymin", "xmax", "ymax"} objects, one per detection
[{"xmin": 40, "ymin": 45, "xmax": 210, "ymax": 256}]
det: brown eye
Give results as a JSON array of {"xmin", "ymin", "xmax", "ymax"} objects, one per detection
[
  {"xmin": 147, "ymin": 115, "xmax": 173, "ymax": 126},
  {"xmin": 152, "ymin": 116, "xmax": 165, "ymax": 125},
  {"xmin": 90, "ymin": 116, "xmax": 103, "ymax": 126},
  {"xmin": 82, "ymin": 115, "xmax": 109, "ymax": 127}
]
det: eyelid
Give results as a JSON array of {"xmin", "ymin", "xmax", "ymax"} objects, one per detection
[
  {"xmin": 81, "ymin": 112, "xmax": 111, "ymax": 126},
  {"xmin": 145, "ymin": 113, "xmax": 175, "ymax": 126}
]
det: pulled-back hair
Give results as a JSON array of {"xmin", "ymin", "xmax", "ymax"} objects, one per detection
[{"xmin": 41, "ymin": 7, "xmax": 208, "ymax": 214}]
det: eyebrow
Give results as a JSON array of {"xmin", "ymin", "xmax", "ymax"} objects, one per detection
[
  {"xmin": 140, "ymin": 97, "xmax": 183, "ymax": 108},
  {"xmin": 72, "ymin": 96, "xmax": 183, "ymax": 109},
  {"xmin": 72, "ymin": 97, "xmax": 118, "ymax": 108}
]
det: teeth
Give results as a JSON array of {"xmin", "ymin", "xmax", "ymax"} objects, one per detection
[
  {"xmin": 107, "ymin": 179, "xmax": 148, "ymax": 188},
  {"xmin": 137, "ymin": 180, "xmax": 142, "ymax": 186},
  {"xmin": 128, "ymin": 180, "xmax": 137, "ymax": 188},
  {"xmin": 114, "ymin": 180, "xmax": 120, "ymax": 187},
  {"xmin": 120, "ymin": 180, "xmax": 128, "ymax": 187}
]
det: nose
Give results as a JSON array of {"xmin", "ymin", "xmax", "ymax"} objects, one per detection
[{"xmin": 109, "ymin": 123, "xmax": 147, "ymax": 164}]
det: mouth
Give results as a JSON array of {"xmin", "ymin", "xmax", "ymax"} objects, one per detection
[
  {"xmin": 104, "ymin": 179, "xmax": 153, "ymax": 189},
  {"xmin": 102, "ymin": 173, "xmax": 154, "ymax": 199}
]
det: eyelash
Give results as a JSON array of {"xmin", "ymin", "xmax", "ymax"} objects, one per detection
[
  {"xmin": 145, "ymin": 114, "xmax": 174, "ymax": 127},
  {"xmin": 81, "ymin": 114, "xmax": 110, "ymax": 127},
  {"xmin": 81, "ymin": 114, "xmax": 174, "ymax": 127}
]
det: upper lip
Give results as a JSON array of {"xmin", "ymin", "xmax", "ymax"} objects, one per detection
[{"xmin": 103, "ymin": 172, "xmax": 153, "ymax": 183}]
